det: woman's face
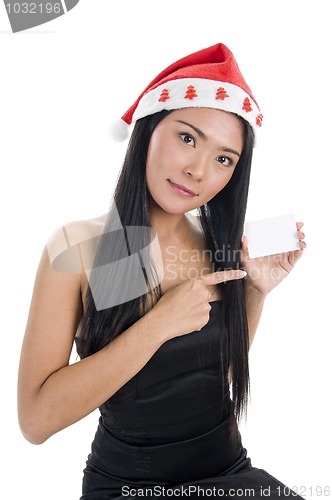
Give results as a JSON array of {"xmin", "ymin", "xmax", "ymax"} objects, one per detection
[{"xmin": 146, "ymin": 107, "xmax": 244, "ymax": 215}]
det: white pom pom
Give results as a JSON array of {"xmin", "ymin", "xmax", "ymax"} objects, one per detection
[{"xmin": 109, "ymin": 119, "xmax": 130, "ymax": 142}]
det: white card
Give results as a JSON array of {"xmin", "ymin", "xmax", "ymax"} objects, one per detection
[{"xmin": 244, "ymin": 214, "xmax": 300, "ymax": 259}]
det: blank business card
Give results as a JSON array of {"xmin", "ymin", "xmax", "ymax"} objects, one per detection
[{"xmin": 244, "ymin": 214, "xmax": 300, "ymax": 259}]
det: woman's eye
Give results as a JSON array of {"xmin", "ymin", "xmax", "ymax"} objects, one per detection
[
  {"xmin": 216, "ymin": 156, "xmax": 233, "ymax": 167},
  {"xmin": 179, "ymin": 133, "xmax": 195, "ymax": 147}
]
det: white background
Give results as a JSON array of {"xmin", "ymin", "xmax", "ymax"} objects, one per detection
[{"xmin": 1, "ymin": 1, "xmax": 331, "ymax": 499}]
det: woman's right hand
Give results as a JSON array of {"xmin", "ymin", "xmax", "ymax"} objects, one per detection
[{"xmin": 150, "ymin": 269, "xmax": 247, "ymax": 341}]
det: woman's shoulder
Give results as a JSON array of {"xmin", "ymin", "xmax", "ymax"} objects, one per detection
[
  {"xmin": 48, "ymin": 213, "xmax": 108, "ymax": 243},
  {"xmin": 46, "ymin": 213, "xmax": 108, "ymax": 274}
]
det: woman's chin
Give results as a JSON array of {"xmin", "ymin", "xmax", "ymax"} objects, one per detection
[
  {"xmin": 155, "ymin": 201, "xmax": 198, "ymax": 216},
  {"xmin": 148, "ymin": 192, "xmax": 202, "ymax": 216}
]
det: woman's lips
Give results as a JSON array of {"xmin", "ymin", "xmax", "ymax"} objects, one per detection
[{"xmin": 167, "ymin": 179, "xmax": 197, "ymax": 197}]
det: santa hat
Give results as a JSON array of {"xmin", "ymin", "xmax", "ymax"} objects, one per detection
[{"xmin": 110, "ymin": 43, "xmax": 262, "ymax": 142}]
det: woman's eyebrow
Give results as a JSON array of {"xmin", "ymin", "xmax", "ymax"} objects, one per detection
[
  {"xmin": 175, "ymin": 119, "xmax": 241, "ymax": 158},
  {"xmin": 221, "ymin": 147, "xmax": 240, "ymax": 158},
  {"xmin": 175, "ymin": 120, "xmax": 206, "ymax": 139}
]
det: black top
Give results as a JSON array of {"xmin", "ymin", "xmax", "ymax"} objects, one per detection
[
  {"xmin": 80, "ymin": 300, "xmax": 304, "ymax": 499},
  {"xmin": 100, "ymin": 300, "xmax": 231, "ymax": 445}
]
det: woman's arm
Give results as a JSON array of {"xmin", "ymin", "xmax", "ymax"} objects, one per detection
[
  {"xmin": 244, "ymin": 283, "xmax": 266, "ymax": 348},
  {"xmin": 17, "ymin": 236, "xmax": 168, "ymax": 445}
]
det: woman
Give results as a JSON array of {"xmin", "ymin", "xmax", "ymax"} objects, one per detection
[{"xmin": 18, "ymin": 43, "xmax": 306, "ymax": 499}]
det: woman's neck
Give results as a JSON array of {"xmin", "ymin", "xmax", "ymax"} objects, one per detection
[{"xmin": 149, "ymin": 199, "xmax": 193, "ymax": 243}]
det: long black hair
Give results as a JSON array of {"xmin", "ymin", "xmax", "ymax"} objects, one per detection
[{"xmin": 76, "ymin": 109, "xmax": 254, "ymax": 421}]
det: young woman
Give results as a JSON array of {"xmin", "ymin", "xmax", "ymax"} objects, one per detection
[{"xmin": 18, "ymin": 43, "xmax": 306, "ymax": 499}]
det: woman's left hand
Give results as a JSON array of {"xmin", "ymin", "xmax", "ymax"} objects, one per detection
[{"xmin": 241, "ymin": 222, "xmax": 306, "ymax": 296}]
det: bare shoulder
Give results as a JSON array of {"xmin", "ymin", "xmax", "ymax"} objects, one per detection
[
  {"xmin": 46, "ymin": 213, "xmax": 108, "ymax": 274},
  {"xmin": 47, "ymin": 213, "xmax": 108, "ymax": 251}
]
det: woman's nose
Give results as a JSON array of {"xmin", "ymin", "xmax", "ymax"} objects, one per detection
[{"xmin": 183, "ymin": 156, "xmax": 208, "ymax": 180}]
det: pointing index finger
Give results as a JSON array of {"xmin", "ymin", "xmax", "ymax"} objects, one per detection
[{"xmin": 201, "ymin": 269, "xmax": 247, "ymax": 285}]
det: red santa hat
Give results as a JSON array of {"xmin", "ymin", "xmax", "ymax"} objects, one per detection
[{"xmin": 110, "ymin": 43, "xmax": 263, "ymax": 142}]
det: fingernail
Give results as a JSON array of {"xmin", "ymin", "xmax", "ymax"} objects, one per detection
[{"xmin": 236, "ymin": 270, "xmax": 247, "ymax": 278}]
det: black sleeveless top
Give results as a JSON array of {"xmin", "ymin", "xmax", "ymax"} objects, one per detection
[
  {"xmin": 100, "ymin": 300, "xmax": 231, "ymax": 445},
  {"xmin": 80, "ymin": 300, "xmax": 304, "ymax": 499}
]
